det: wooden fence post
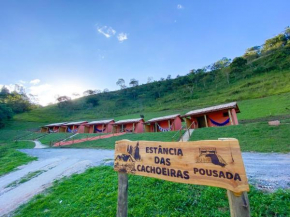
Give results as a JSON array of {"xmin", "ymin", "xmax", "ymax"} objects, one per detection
[
  {"xmin": 227, "ymin": 190, "xmax": 250, "ymax": 217},
  {"xmin": 117, "ymin": 172, "xmax": 128, "ymax": 217}
]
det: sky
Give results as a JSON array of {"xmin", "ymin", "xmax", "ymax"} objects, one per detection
[{"xmin": 0, "ymin": 0, "xmax": 289, "ymax": 105}]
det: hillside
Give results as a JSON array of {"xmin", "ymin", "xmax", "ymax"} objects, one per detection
[{"xmin": 12, "ymin": 45, "xmax": 290, "ymax": 124}]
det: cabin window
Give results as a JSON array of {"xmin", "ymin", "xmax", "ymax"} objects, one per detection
[{"xmin": 223, "ymin": 112, "xmax": 229, "ymax": 117}]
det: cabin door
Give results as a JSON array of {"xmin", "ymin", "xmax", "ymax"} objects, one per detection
[{"xmin": 197, "ymin": 116, "xmax": 206, "ymax": 128}]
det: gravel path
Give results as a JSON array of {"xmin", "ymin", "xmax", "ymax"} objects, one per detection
[
  {"xmin": 0, "ymin": 149, "xmax": 289, "ymax": 216},
  {"xmin": 0, "ymin": 149, "xmax": 114, "ymax": 216}
]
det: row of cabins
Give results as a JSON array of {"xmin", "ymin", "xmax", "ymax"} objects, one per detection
[{"xmin": 41, "ymin": 102, "xmax": 240, "ymax": 134}]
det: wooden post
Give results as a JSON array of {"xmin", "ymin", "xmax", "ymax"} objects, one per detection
[
  {"xmin": 133, "ymin": 123, "xmax": 135, "ymax": 133},
  {"xmin": 227, "ymin": 191, "xmax": 250, "ymax": 217},
  {"xmin": 155, "ymin": 122, "xmax": 157, "ymax": 132},
  {"xmin": 204, "ymin": 115, "xmax": 208, "ymax": 127},
  {"xmin": 102, "ymin": 124, "xmax": 104, "ymax": 133},
  {"xmin": 117, "ymin": 173, "xmax": 128, "ymax": 217},
  {"xmin": 228, "ymin": 109, "xmax": 233, "ymax": 125},
  {"xmin": 168, "ymin": 120, "xmax": 170, "ymax": 130}
]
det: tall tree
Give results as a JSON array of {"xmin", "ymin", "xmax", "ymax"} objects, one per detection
[
  {"xmin": 129, "ymin": 78, "xmax": 139, "ymax": 87},
  {"xmin": 116, "ymin": 78, "xmax": 126, "ymax": 89}
]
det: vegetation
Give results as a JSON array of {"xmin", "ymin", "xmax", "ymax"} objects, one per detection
[
  {"xmin": 11, "ymin": 27, "xmax": 290, "ymax": 123},
  {"xmin": 14, "ymin": 166, "xmax": 290, "ymax": 217},
  {"xmin": 189, "ymin": 120, "xmax": 290, "ymax": 153},
  {"xmin": 39, "ymin": 133, "xmax": 74, "ymax": 145},
  {"xmin": 60, "ymin": 131, "xmax": 183, "ymax": 149},
  {"xmin": 0, "ymin": 141, "xmax": 37, "ymax": 176},
  {"xmin": 0, "ymin": 85, "xmax": 38, "ymax": 128},
  {"xmin": 0, "ymin": 130, "xmax": 34, "ymax": 143}
]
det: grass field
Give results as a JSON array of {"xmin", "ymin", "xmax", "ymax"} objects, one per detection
[
  {"xmin": 189, "ymin": 121, "xmax": 290, "ymax": 153},
  {"xmin": 13, "ymin": 166, "xmax": 290, "ymax": 217},
  {"xmin": 39, "ymin": 133, "xmax": 74, "ymax": 145},
  {"xmin": 0, "ymin": 141, "xmax": 37, "ymax": 176},
  {"xmin": 20, "ymin": 132, "xmax": 47, "ymax": 140},
  {"xmin": 12, "ymin": 70, "xmax": 290, "ymax": 123},
  {"xmin": 61, "ymin": 131, "xmax": 183, "ymax": 149}
]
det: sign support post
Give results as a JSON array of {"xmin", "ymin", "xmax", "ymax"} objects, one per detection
[
  {"xmin": 227, "ymin": 191, "xmax": 250, "ymax": 217},
  {"xmin": 117, "ymin": 172, "xmax": 128, "ymax": 217}
]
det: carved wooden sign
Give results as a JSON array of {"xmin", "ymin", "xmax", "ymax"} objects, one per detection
[{"xmin": 114, "ymin": 139, "xmax": 249, "ymax": 193}]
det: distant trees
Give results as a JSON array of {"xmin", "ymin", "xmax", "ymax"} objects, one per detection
[
  {"xmin": 129, "ymin": 79, "xmax": 139, "ymax": 87},
  {"xmin": 243, "ymin": 46, "xmax": 261, "ymax": 61},
  {"xmin": 261, "ymin": 34, "xmax": 287, "ymax": 55},
  {"xmin": 86, "ymin": 96, "xmax": 99, "ymax": 107},
  {"xmin": 83, "ymin": 90, "xmax": 95, "ymax": 96},
  {"xmin": 56, "ymin": 95, "xmax": 72, "ymax": 108},
  {"xmin": 116, "ymin": 78, "xmax": 126, "ymax": 89},
  {"xmin": 210, "ymin": 57, "xmax": 231, "ymax": 71},
  {"xmin": 147, "ymin": 77, "xmax": 153, "ymax": 83},
  {"xmin": 0, "ymin": 104, "xmax": 13, "ymax": 128},
  {"xmin": 0, "ymin": 85, "xmax": 37, "ymax": 128}
]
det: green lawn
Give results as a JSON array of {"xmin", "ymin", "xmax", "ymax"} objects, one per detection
[
  {"xmin": 0, "ymin": 141, "xmax": 37, "ymax": 176},
  {"xmin": 0, "ymin": 130, "xmax": 32, "ymax": 143},
  {"xmin": 39, "ymin": 133, "xmax": 73, "ymax": 145},
  {"xmin": 238, "ymin": 92, "xmax": 290, "ymax": 120},
  {"xmin": 14, "ymin": 166, "xmax": 290, "ymax": 217},
  {"xmin": 20, "ymin": 132, "xmax": 47, "ymax": 140},
  {"xmin": 62, "ymin": 131, "xmax": 183, "ymax": 149},
  {"xmin": 189, "ymin": 121, "xmax": 290, "ymax": 153}
]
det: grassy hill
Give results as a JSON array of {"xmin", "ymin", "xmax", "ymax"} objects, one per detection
[
  {"xmin": 10, "ymin": 44, "xmax": 290, "ymax": 124},
  {"xmin": 0, "ymin": 32, "xmax": 289, "ymax": 154}
]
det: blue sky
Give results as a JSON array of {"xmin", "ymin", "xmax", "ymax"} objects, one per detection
[{"xmin": 0, "ymin": 0, "xmax": 289, "ymax": 105}]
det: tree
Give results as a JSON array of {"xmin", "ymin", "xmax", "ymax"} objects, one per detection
[
  {"xmin": 261, "ymin": 34, "xmax": 287, "ymax": 55},
  {"xmin": 147, "ymin": 77, "xmax": 153, "ymax": 83},
  {"xmin": 72, "ymin": 93, "xmax": 80, "ymax": 98},
  {"xmin": 230, "ymin": 57, "xmax": 247, "ymax": 70},
  {"xmin": 243, "ymin": 46, "xmax": 261, "ymax": 61},
  {"xmin": 0, "ymin": 86, "xmax": 10, "ymax": 97},
  {"xmin": 56, "ymin": 95, "xmax": 72, "ymax": 108},
  {"xmin": 94, "ymin": 89, "xmax": 102, "ymax": 94},
  {"xmin": 129, "ymin": 78, "xmax": 139, "ymax": 87},
  {"xmin": 103, "ymin": 88, "xmax": 109, "ymax": 93},
  {"xmin": 116, "ymin": 78, "xmax": 126, "ymax": 89},
  {"xmin": 0, "ymin": 103, "xmax": 13, "ymax": 128},
  {"xmin": 166, "ymin": 75, "xmax": 171, "ymax": 80},
  {"xmin": 83, "ymin": 90, "xmax": 95, "ymax": 96},
  {"xmin": 210, "ymin": 57, "xmax": 231, "ymax": 71},
  {"xmin": 86, "ymin": 96, "xmax": 99, "ymax": 107}
]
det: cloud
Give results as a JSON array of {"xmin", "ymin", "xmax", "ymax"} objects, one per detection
[
  {"xmin": 177, "ymin": 4, "xmax": 184, "ymax": 9},
  {"xmin": 97, "ymin": 26, "xmax": 116, "ymax": 38},
  {"xmin": 30, "ymin": 79, "xmax": 40, "ymax": 85},
  {"xmin": 117, "ymin": 33, "xmax": 128, "ymax": 42},
  {"xmin": 19, "ymin": 80, "xmax": 26, "ymax": 84}
]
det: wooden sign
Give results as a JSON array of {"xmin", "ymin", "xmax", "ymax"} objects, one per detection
[{"xmin": 114, "ymin": 139, "xmax": 249, "ymax": 193}]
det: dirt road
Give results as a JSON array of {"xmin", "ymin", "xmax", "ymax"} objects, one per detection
[{"xmin": 0, "ymin": 149, "xmax": 289, "ymax": 216}]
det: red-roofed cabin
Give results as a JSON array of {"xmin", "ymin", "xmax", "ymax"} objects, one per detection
[
  {"xmin": 113, "ymin": 118, "xmax": 144, "ymax": 133},
  {"xmin": 59, "ymin": 121, "xmax": 88, "ymax": 133},
  {"xmin": 143, "ymin": 114, "xmax": 183, "ymax": 132},
  {"xmin": 83, "ymin": 119, "xmax": 115, "ymax": 134},
  {"xmin": 182, "ymin": 102, "xmax": 240, "ymax": 129},
  {"xmin": 40, "ymin": 122, "xmax": 67, "ymax": 133}
]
